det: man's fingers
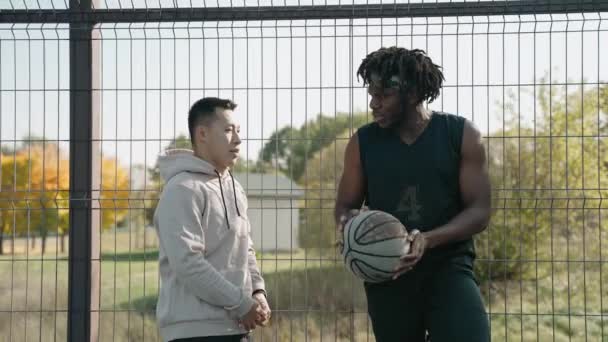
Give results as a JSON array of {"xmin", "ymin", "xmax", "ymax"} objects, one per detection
[
  {"xmin": 406, "ymin": 234, "xmax": 424, "ymax": 255},
  {"xmin": 392, "ymin": 256, "xmax": 422, "ymax": 279},
  {"xmin": 392, "ymin": 230, "xmax": 425, "ymax": 280},
  {"xmin": 345, "ymin": 209, "xmax": 360, "ymax": 222},
  {"xmin": 257, "ymin": 320, "xmax": 268, "ymax": 327},
  {"xmin": 253, "ymin": 303, "xmax": 271, "ymax": 327},
  {"xmin": 396, "ymin": 253, "xmax": 422, "ymax": 270},
  {"xmin": 399, "ymin": 253, "xmax": 418, "ymax": 261},
  {"xmin": 339, "ymin": 210, "xmax": 360, "ymax": 231},
  {"xmin": 338, "ymin": 214, "xmax": 350, "ymax": 232},
  {"xmin": 410, "ymin": 243, "xmax": 423, "ymax": 255},
  {"xmin": 392, "ymin": 267, "xmax": 411, "ymax": 279},
  {"xmin": 256, "ymin": 315, "xmax": 271, "ymax": 327},
  {"xmin": 255, "ymin": 309, "xmax": 270, "ymax": 326},
  {"xmin": 393, "ymin": 263, "xmax": 412, "ymax": 272},
  {"xmin": 392, "ymin": 270, "xmax": 406, "ymax": 280},
  {"xmin": 401, "ymin": 250, "xmax": 422, "ymax": 261},
  {"xmin": 239, "ymin": 321, "xmax": 254, "ymax": 331},
  {"xmin": 338, "ymin": 215, "xmax": 346, "ymax": 232},
  {"xmin": 394, "ymin": 255, "xmax": 419, "ymax": 270},
  {"xmin": 394, "ymin": 260, "xmax": 416, "ymax": 271}
]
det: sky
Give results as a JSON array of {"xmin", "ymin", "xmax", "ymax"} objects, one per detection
[{"xmin": 1, "ymin": 2, "xmax": 607, "ymax": 173}]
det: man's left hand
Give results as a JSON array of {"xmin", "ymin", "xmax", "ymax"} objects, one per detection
[
  {"xmin": 392, "ymin": 230, "xmax": 427, "ymax": 280},
  {"xmin": 253, "ymin": 292, "xmax": 271, "ymax": 326}
]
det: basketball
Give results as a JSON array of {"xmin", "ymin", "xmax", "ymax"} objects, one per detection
[{"xmin": 340, "ymin": 210, "xmax": 411, "ymax": 283}]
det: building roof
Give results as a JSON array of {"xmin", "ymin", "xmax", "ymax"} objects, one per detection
[{"xmin": 232, "ymin": 172, "xmax": 304, "ymax": 199}]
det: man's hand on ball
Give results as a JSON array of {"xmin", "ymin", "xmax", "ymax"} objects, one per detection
[
  {"xmin": 392, "ymin": 230, "xmax": 427, "ymax": 280},
  {"xmin": 337, "ymin": 206, "xmax": 369, "ymax": 232}
]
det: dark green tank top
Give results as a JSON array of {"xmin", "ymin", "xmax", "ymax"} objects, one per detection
[{"xmin": 357, "ymin": 112, "xmax": 474, "ymax": 261}]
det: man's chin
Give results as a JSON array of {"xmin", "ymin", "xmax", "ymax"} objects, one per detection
[
  {"xmin": 226, "ymin": 158, "xmax": 239, "ymax": 168},
  {"xmin": 373, "ymin": 116, "xmax": 392, "ymax": 128}
]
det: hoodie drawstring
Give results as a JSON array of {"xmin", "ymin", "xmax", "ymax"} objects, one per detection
[
  {"xmin": 215, "ymin": 170, "xmax": 242, "ymax": 230},
  {"xmin": 229, "ymin": 171, "xmax": 242, "ymax": 217}
]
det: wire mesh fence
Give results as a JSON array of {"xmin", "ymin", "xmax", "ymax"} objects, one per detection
[{"xmin": 0, "ymin": 0, "xmax": 607, "ymax": 341}]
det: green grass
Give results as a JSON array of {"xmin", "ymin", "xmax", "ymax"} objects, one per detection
[{"xmin": 2, "ymin": 231, "xmax": 608, "ymax": 341}]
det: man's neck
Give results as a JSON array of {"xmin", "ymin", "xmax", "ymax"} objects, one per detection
[
  {"xmin": 193, "ymin": 150, "xmax": 228, "ymax": 175},
  {"xmin": 398, "ymin": 105, "xmax": 431, "ymax": 134}
]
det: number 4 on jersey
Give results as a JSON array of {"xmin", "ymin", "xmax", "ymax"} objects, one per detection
[{"xmin": 396, "ymin": 185, "xmax": 422, "ymax": 221}]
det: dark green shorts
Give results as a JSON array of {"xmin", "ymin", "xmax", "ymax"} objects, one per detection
[{"xmin": 364, "ymin": 255, "xmax": 489, "ymax": 342}]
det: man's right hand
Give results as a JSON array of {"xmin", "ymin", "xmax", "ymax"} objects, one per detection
[{"xmin": 239, "ymin": 302, "xmax": 264, "ymax": 331}]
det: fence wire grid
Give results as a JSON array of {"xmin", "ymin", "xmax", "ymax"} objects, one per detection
[{"xmin": 1, "ymin": 0, "xmax": 608, "ymax": 341}]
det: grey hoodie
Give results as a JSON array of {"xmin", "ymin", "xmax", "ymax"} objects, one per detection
[{"xmin": 153, "ymin": 149, "xmax": 265, "ymax": 341}]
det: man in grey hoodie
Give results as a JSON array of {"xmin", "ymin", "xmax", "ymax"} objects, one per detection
[{"xmin": 154, "ymin": 97, "xmax": 270, "ymax": 342}]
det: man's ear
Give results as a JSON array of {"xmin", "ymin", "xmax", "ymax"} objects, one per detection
[
  {"xmin": 194, "ymin": 124, "xmax": 207, "ymax": 145},
  {"xmin": 404, "ymin": 87, "xmax": 422, "ymax": 106}
]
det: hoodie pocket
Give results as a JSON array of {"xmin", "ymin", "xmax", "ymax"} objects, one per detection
[{"xmin": 164, "ymin": 282, "xmax": 231, "ymax": 325}]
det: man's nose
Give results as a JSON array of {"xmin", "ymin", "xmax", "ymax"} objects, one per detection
[{"xmin": 370, "ymin": 97, "xmax": 380, "ymax": 110}]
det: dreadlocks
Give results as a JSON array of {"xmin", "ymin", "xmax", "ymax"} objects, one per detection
[{"xmin": 356, "ymin": 47, "xmax": 444, "ymax": 104}]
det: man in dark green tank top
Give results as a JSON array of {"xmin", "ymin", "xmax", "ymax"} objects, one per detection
[{"xmin": 335, "ymin": 47, "xmax": 491, "ymax": 342}]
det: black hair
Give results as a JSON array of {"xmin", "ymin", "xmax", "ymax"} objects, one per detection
[
  {"xmin": 188, "ymin": 97, "xmax": 237, "ymax": 145},
  {"xmin": 356, "ymin": 47, "xmax": 444, "ymax": 104}
]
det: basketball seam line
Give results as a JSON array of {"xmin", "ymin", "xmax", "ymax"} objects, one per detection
[
  {"xmin": 356, "ymin": 218, "xmax": 402, "ymax": 242},
  {"xmin": 355, "ymin": 235, "xmax": 408, "ymax": 246},
  {"xmin": 351, "ymin": 259, "xmax": 394, "ymax": 283},
  {"xmin": 352, "ymin": 211, "xmax": 383, "ymax": 242},
  {"xmin": 349, "ymin": 249, "xmax": 403, "ymax": 258}
]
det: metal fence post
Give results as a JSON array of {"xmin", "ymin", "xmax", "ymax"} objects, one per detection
[{"xmin": 68, "ymin": 0, "xmax": 100, "ymax": 341}]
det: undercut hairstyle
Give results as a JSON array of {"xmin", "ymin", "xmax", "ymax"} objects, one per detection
[
  {"xmin": 356, "ymin": 47, "xmax": 444, "ymax": 104},
  {"xmin": 188, "ymin": 97, "xmax": 237, "ymax": 145}
]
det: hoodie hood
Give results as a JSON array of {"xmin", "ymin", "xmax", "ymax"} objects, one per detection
[
  {"xmin": 157, "ymin": 149, "xmax": 242, "ymax": 229},
  {"xmin": 158, "ymin": 149, "xmax": 218, "ymax": 182}
]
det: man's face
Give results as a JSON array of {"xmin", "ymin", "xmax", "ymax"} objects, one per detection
[
  {"xmin": 367, "ymin": 73, "xmax": 420, "ymax": 128},
  {"xmin": 368, "ymin": 84, "xmax": 402, "ymax": 128},
  {"xmin": 198, "ymin": 108, "xmax": 241, "ymax": 170}
]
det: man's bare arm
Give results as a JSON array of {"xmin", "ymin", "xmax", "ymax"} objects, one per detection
[
  {"xmin": 422, "ymin": 120, "xmax": 492, "ymax": 249},
  {"xmin": 335, "ymin": 134, "xmax": 366, "ymax": 229}
]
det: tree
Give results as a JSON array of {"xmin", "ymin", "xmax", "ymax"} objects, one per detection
[
  {"xmin": 298, "ymin": 131, "xmax": 350, "ymax": 248},
  {"xmin": 474, "ymin": 83, "xmax": 608, "ymax": 281},
  {"xmin": 259, "ymin": 113, "xmax": 369, "ymax": 182},
  {"xmin": 0, "ymin": 141, "xmax": 131, "ymax": 254},
  {"xmin": 257, "ymin": 112, "xmax": 369, "ymax": 247},
  {"xmin": 99, "ymin": 156, "xmax": 132, "ymax": 232},
  {"xmin": 0, "ymin": 143, "xmax": 69, "ymax": 254},
  {"xmin": 0, "ymin": 152, "xmax": 29, "ymax": 254},
  {"xmin": 254, "ymin": 112, "xmax": 367, "ymax": 248}
]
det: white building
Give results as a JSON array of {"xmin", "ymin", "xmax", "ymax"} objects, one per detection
[{"xmin": 232, "ymin": 173, "xmax": 304, "ymax": 252}]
